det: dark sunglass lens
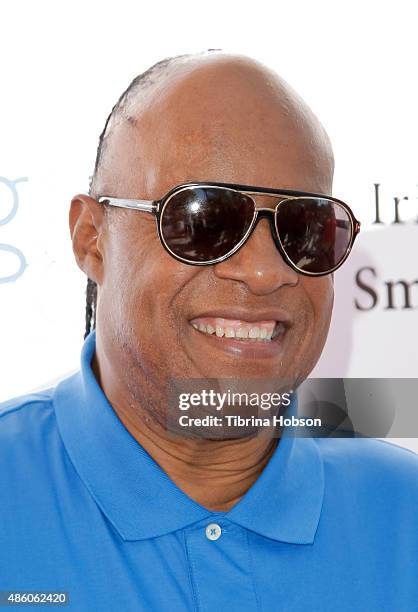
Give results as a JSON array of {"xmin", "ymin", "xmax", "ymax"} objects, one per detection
[
  {"xmin": 160, "ymin": 187, "xmax": 255, "ymax": 263},
  {"xmin": 276, "ymin": 198, "xmax": 353, "ymax": 273}
]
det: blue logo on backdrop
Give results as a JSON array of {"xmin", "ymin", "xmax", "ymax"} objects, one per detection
[{"xmin": 0, "ymin": 176, "xmax": 28, "ymax": 283}]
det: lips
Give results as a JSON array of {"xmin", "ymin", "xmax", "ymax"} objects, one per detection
[
  {"xmin": 189, "ymin": 308, "xmax": 292, "ymax": 326},
  {"xmin": 188, "ymin": 306, "xmax": 292, "ymax": 345}
]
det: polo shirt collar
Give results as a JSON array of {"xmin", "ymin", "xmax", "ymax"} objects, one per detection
[{"xmin": 53, "ymin": 330, "xmax": 324, "ymax": 544}]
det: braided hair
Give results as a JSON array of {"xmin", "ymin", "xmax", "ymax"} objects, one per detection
[{"xmin": 84, "ymin": 277, "xmax": 97, "ymax": 339}]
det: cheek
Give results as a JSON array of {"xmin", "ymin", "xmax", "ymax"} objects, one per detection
[
  {"xmin": 288, "ymin": 276, "xmax": 334, "ymax": 381},
  {"xmin": 303, "ymin": 275, "xmax": 334, "ymax": 352},
  {"xmin": 104, "ymin": 223, "xmax": 196, "ymax": 344},
  {"xmin": 313, "ymin": 277, "xmax": 334, "ymax": 331}
]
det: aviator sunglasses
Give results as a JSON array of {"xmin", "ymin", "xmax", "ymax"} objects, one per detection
[{"xmin": 98, "ymin": 181, "xmax": 361, "ymax": 276}]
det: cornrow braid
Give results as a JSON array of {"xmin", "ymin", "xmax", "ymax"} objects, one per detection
[
  {"xmin": 84, "ymin": 277, "xmax": 97, "ymax": 339},
  {"xmin": 83, "ymin": 49, "xmax": 223, "ymax": 339}
]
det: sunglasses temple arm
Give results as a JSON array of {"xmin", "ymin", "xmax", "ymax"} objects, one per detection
[{"xmin": 97, "ymin": 197, "xmax": 158, "ymax": 213}]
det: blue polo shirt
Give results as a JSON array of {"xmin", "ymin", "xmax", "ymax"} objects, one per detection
[{"xmin": 1, "ymin": 330, "xmax": 418, "ymax": 611}]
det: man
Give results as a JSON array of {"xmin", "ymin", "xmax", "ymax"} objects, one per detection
[{"xmin": 1, "ymin": 50, "xmax": 417, "ymax": 611}]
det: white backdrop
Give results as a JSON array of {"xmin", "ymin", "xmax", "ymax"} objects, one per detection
[{"xmin": 1, "ymin": 1, "xmax": 417, "ymax": 449}]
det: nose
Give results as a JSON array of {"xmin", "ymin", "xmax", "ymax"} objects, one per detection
[{"xmin": 213, "ymin": 217, "xmax": 299, "ymax": 295}]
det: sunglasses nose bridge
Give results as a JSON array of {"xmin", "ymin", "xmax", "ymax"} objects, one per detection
[
  {"xmin": 237, "ymin": 206, "xmax": 297, "ymax": 280},
  {"xmin": 256, "ymin": 207, "xmax": 277, "ymax": 215},
  {"xmin": 253, "ymin": 207, "xmax": 277, "ymax": 231},
  {"xmin": 249, "ymin": 207, "xmax": 284, "ymax": 253}
]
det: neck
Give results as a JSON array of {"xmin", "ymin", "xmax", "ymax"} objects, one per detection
[{"xmin": 92, "ymin": 351, "xmax": 278, "ymax": 513}]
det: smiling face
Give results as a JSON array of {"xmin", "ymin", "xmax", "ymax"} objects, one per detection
[{"xmin": 72, "ymin": 53, "xmax": 335, "ymax": 420}]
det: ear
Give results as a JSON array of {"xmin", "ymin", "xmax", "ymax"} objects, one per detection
[{"xmin": 69, "ymin": 195, "xmax": 106, "ymax": 285}]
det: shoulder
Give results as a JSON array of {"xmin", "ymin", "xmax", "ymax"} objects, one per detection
[
  {"xmin": 0, "ymin": 387, "xmax": 56, "ymax": 446},
  {"xmin": 315, "ymin": 436, "xmax": 418, "ymax": 498},
  {"xmin": 0, "ymin": 387, "xmax": 55, "ymax": 418},
  {"xmin": 315, "ymin": 435, "xmax": 418, "ymax": 468},
  {"xmin": 0, "ymin": 386, "xmax": 80, "ymax": 532},
  {"xmin": 0, "ymin": 385, "xmax": 75, "ymax": 499}
]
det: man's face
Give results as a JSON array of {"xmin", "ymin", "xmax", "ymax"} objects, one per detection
[{"xmin": 83, "ymin": 57, "xmax": 334, "ymax": 400}]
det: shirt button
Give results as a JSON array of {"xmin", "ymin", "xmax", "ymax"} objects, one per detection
[{"xmin": 205, "ymin": 523, "xmax": 222, "ymax": 541}]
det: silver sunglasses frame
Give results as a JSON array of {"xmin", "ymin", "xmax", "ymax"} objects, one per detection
[{"xmin": 98, "ymin": 181, "xmax": 361, "ymax": 276}]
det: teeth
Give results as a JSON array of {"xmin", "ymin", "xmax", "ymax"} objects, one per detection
[
  {"xmin": 236, "ymin": 327, "xmax": 248, "ymax": 339},
  {"xmin": 190, "ymin": 317, "xmax": 284, "ymax": 342}
]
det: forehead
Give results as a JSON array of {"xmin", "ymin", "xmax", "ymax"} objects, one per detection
[{"xmin": 99, "ymin": 56, "xmax": 333, "ymax": 199}]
